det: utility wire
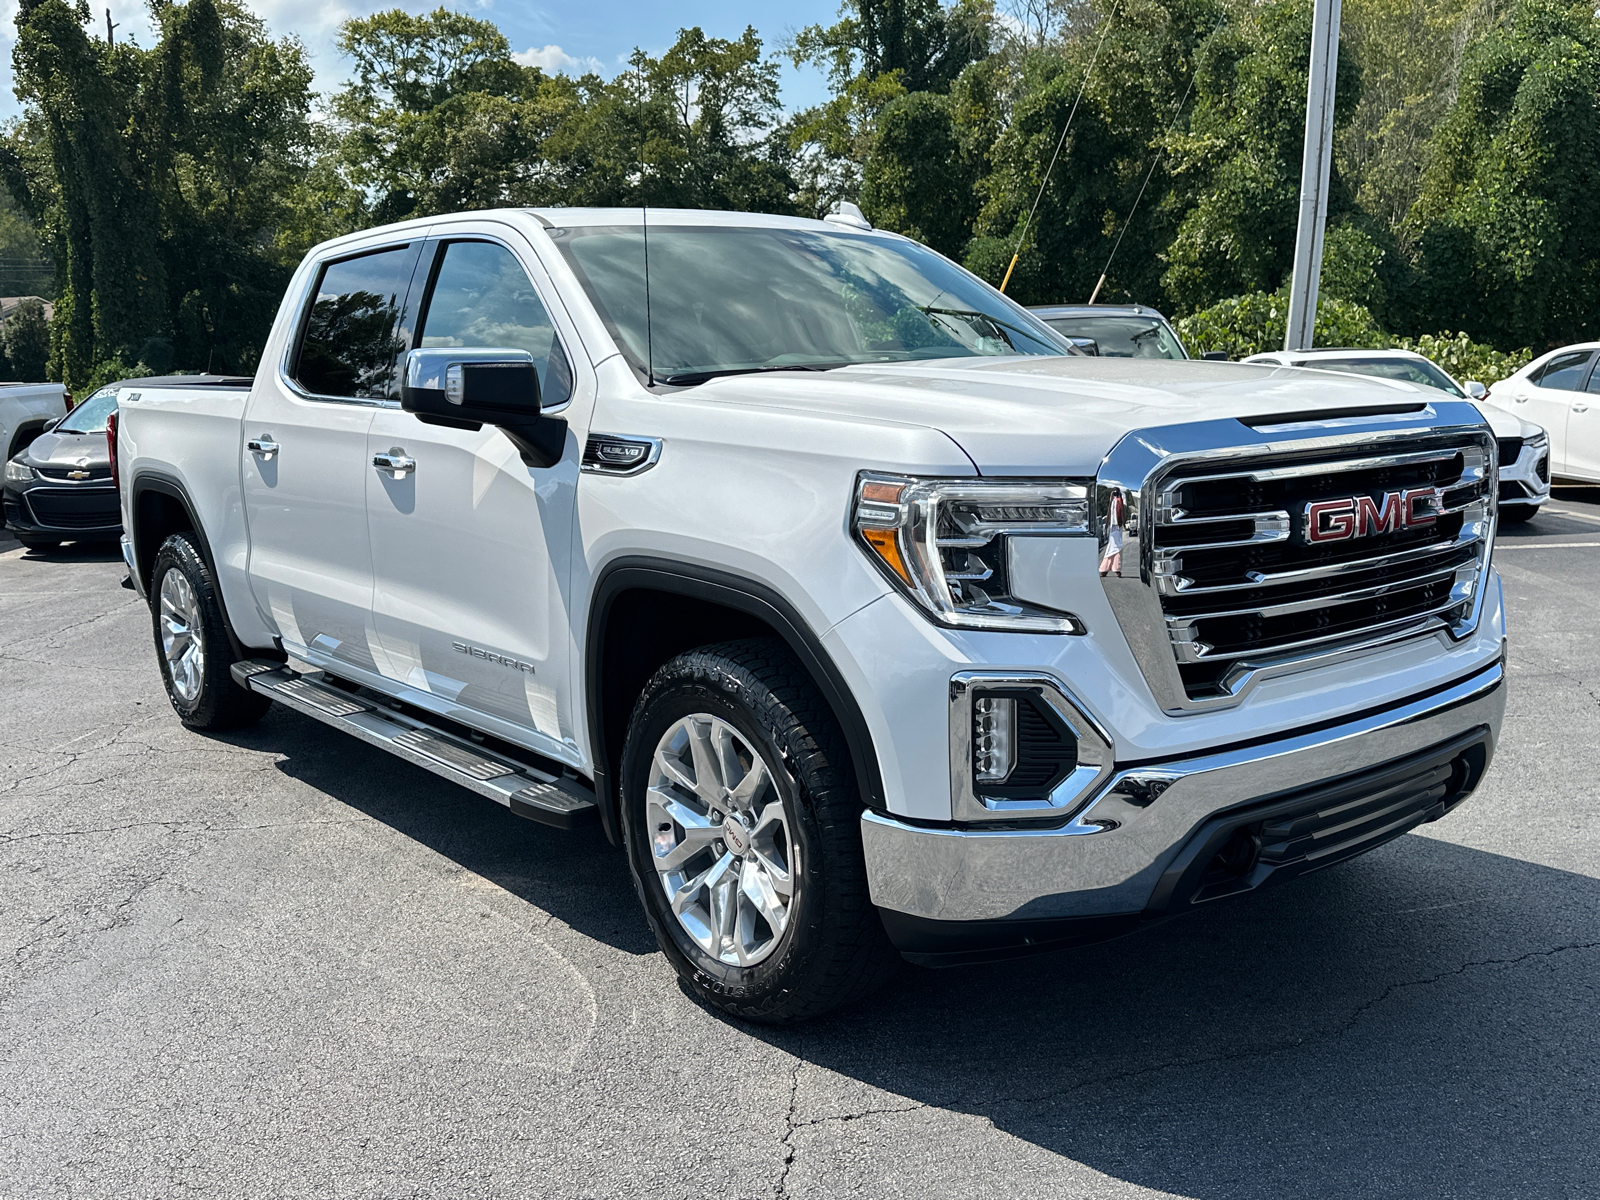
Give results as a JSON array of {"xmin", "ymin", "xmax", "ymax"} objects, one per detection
[
  {"xmin": 1087, "ymin": 19, "xmax": 1224, "ymax": 303},
  {"xmin": 999, "ymin": 0, "xmax": 1123, "ymax": 295}
]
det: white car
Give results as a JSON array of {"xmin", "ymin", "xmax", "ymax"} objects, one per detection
[
  {"xmin": 1479, "ymin": 341, "xmax": 1600, "ymax": 484},
  {"xmin": 1243, "ymin": 347, "xmax": 1550, "ymax": 522},
  {"xmin": 114, "ymin": 208, "xmax": 1508, "ymax": 1020}
]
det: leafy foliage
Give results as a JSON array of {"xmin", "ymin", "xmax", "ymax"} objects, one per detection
[
  {"xmin": 1, "ymin": 299, "xmax": 51, "ymax": 380},
  {"xmin": 1175, "ymin": 286, "xmax": 1386, "ymax": 358}
]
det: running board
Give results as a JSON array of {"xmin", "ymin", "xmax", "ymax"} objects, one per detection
[{"xmin": 230, "ymin": 661, "xmax": 598, "ymax": 830}]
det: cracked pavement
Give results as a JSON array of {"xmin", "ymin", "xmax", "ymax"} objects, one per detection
[{"xmin": 3, "ymin": 496, "xmax": 1598, "ymax": 1200}]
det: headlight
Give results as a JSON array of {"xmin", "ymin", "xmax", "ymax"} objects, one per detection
[
  {"xmin": 4, "ymin": 458, "xmax": 34, "ymax": 483},
  {"xmin": 1526, "ymin": 431, "xmax": 1548, "ymax": 448},
  {"xmin": 851, "ymin": 473, "xmax": 1091, "ymax": 633}
]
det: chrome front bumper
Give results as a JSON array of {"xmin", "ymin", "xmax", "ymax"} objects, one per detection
[{"xmin": 862, "ymin": 660, "xmax": 1506, "ymax": 924}]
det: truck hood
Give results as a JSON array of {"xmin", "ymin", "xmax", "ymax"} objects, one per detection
[{"xmin": 702, "ymin": 357, "xmax": 1482, "ymax": 474}]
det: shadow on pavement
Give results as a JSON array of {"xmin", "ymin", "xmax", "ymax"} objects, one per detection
[
  {"xmin": 3, "ymin": 534, "xmax": 123, "ymax": 563},
  {"xmin": 757, "ymin": 834, "xmax": 1600, "ymax": 1198},
  {"xmin": 223, "ymin": 703, "xmax": 656, "ymax": 957}
]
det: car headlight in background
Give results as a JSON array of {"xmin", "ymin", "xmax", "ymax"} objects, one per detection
[
  {"xmin": 851, "ymin": 472, "xmax": 1091, "ymax": 633},
  {"xmin": 4, "ymin": 458, "xmax": 34, "ymax": 483}
]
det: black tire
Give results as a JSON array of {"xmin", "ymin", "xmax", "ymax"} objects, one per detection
[
  {"xmin": 620, "ymin": 639, "xmax": 899, "ymax": 1023},
  {"xmin": 17, "ymin": 536, "xmax": 61, "ymax": 550},
  {"xmin": 1500, "ymin": 506, "xmax": 1537, "ymax": 524},
  {"xmin": 150, "ymin": 532, "xmax": 271, "ymax": 731}
]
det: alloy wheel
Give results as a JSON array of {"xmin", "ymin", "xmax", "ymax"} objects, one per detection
[
  {"xmin": 646, "ymin": 714, "xmax": 796, "ymax": 967},
  {"xmin": 158, "ymin": 567, "xmax": 205, "ymax": 703}
]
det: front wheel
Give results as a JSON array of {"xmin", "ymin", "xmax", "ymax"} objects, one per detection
[
  {"xmin": 620, "ymin": 640, "xmax": 898, "ymax": 1023},
  {"xmin": 150, "ymin": 532, "xmax": 270, "ymax": 731}
]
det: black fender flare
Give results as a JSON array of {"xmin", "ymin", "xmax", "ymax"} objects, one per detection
[
  {"xmin": 129, "ymin": 470, "xmax": 267, "ymax": 663},
  {"xmin": 585, "ymin": 556, "xmax": 887, "ymax": 845}
]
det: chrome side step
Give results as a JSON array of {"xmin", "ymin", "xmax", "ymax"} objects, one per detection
[{"xmin": 231, "ymin": 661, "xmax": 598, "ymax": 830}]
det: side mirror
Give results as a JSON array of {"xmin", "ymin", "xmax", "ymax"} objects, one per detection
[
  {"xmin": 42, "ymin": 416, "xmax": 60, "ymax": 432},
  {"xmin": 1202, "ymin": 351, "xmax": 1230, "ymax": 361},
  {"xmin": 1464, "ymin": 380, "xmax": 1487, "ymax": 399},
  {"xmin": 1068, "ymin": 337, "xmax": 1099, "ymax": 356},
  {"xmin": 401, "ymin": 347, "xmax": 565, "ymax": 468}
]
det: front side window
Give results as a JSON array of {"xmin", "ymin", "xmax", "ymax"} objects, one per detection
[
  {"xmin": 549, "ymin": 224, "xmax": 1069, "ymax": 385},
  {"xmin": 1534, "ymin": 351, "xmax": 1593, "ymax": 390},
  {"xmin": 417, "ymin": 241, "xmax": 572, "ymax": 407},
  {"xmin": 1297, "ymin": 357, "xmax": 1465, "ymax": 397},
  {"xmin": 293, "ymin": 245, "xmax": 416, "ymax": 399},
  {"xmin": 55, "ymin": 389, "xmax": 119, "ymax": 433},
  {"xmin": 1042, "ymin": 315, "xmax": 1188, "ymax": 359}
]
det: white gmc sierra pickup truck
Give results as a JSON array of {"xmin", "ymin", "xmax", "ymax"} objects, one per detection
[{"xmin": 115, "ymin": 208, "xmax": 1507, "ymax": 1021}]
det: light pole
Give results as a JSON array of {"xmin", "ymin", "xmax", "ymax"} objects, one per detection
[{"xmin": 1284, "ymin": 0, "xmax": 1342, "ymax": 351}]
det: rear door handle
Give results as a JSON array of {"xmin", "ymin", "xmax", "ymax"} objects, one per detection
[
  {"xmin": 373, "ymin": 450, "xmax": 416, "ymax": 478},
  {"xmin": 1575, "ymin": 403, "xmax": 1590, "ymax": 413},
  {"xmin": 247, "ymin": 437, "xmax": 279, "ymax": 459}
]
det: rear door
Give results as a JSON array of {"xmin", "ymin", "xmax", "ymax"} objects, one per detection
[
  {"xmin": 243, "ymin": 241, "xmax": 423, "ymax": 670},
  {"xmin": 363, "ymin": 228, "xmax": 584, "ymax": 762}
]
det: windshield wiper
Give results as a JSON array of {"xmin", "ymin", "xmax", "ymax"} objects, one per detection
[
  {"xmin": 657, "ymin": 363, "xmax": 847, "ymax": 386},
  {"xmin": 915, "ymin": 305, "xmax": 1045, "ymax": 349}
]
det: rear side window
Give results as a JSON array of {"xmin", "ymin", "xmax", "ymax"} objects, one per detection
[
  {"xmin": 417, "ymin": 241, "xmax": 573, "ymax": 406},
  {"xmin": 293, "ymin": 246, "xmax": 417, "ymax": 399},
  {"xmin": 1533, "ymin": 351, "xmax": 1593, "ymax": 390}
]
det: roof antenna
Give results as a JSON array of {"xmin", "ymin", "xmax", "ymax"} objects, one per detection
[
  {"xmin": 637, "ymin": 55, "xmax": 655, "ymax": 387},
  {"xmin": 998, "ymin": 0, "xmax": 1122, "ymax": 295}
]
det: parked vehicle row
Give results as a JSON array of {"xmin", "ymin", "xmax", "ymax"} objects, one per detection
[
  {"xmin": 112, "ymin": 206, "xmax": 1507, "ymax": 1022},
  {"xmin": 1481, "ymin": 342, "xmax": 1600, "ymax": 484}
]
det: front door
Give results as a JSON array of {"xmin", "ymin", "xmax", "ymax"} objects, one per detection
[
  {"xmin": 364, "ymin": 233, "xmax": 582, "ymax": 763},
  {"xmin": 1514, "ymin": 350, "xmax": 1592, "ymax": 474},
  {"xmin": 244, "ymin": 241, "xmax": 423, "ymax": 669},
  {"xmin": 1562, "ymin": 359, "xmax": 1600, "ymax": 482}
]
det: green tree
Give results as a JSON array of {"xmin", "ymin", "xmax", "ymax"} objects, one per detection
[
  {"xmin": 8, "ymin": 0, "xmax": 329, "ymax": 385},
  {"xmin": 2, "ymin": 299, "xmax": 51, "ymax": 380},
  {"xmin": 1404, "ymin": 0, "xmax": 1600, "ymax": 350},
  {"xmin": 1160, "ymin": 0, "xmax": 1362, "ymax": 310}
]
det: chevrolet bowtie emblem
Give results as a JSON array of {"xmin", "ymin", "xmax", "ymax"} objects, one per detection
[{"xmin": 68, "ymin": 470, "xmax": 91, "ymax": 480}]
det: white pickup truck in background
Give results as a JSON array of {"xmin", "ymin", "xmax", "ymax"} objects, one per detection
[
  {"xmin": 1, "ymin": 381, "xmax": 69, "ymax": 471},
  {"xmin": 114, "ymin": 208, "xmax": 1508, "ymax": 1022}
]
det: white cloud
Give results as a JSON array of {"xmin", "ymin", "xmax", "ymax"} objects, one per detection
[{"xmin": 514, "ymin": 44, "xmax": 604, "ymax": 76}]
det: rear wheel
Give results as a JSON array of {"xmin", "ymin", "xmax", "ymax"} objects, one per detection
[
  {"xmin": 620, "ymin": 639, "xmax": 898, "ymax": 1023},
  {"xmin": 150, "ymin": 532, "xmax": 270, "ymax": 731}
]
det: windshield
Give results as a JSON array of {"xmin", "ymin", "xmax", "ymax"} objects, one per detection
[
  {"xmin": 56, "ymin": 389, "xmax": 118, "ymax": 434},
  {"xmin": 1041, "ymin": 314, "xmax": 1187, "ymax": 359},
  {"xmin": 1296, "ymin": 356, "xmax": 1464, "ymax": 397},
  {"xmin": 548, "ymin": 224, "xmax": 1070, "ymax": 384}
]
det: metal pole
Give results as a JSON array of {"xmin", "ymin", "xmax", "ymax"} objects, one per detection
[{"xmin": 1284, "ymin": 0, "xmax": 1341, "ymax": 351}]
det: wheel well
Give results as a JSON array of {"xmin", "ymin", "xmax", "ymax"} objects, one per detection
[
  {"xmin": 7, "ymin": 420, "xmax": 47, "ymax": 462},
  {"xmin": 587, "ymin": 566, "xmax": 886, "ymax": 847},
  {"xmin": 597, "ymin": 587, "xmax": 775, "ymax": 789},
  {"xmin": 132, "ymin": 488, "xmax": 197, "ymax": 591}
]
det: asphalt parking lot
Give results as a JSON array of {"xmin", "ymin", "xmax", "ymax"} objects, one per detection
[{"xmin": 2, "ymin": 496, "xmax": 1597, "ymax": 1200}]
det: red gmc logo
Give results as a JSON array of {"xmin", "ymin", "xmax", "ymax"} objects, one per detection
[{"xmin": 1303, "ymin": 487, "xmax": 1441, "ymax": 543}]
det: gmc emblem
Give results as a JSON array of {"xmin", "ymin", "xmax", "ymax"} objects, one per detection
[{"xmin": 1303, "ymin": 487, "xmax": 1441, "ymax": 544}]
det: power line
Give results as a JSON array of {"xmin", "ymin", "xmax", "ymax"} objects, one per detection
[{"xmin": 999, "ymin": 0, "xmax": 1123, "ymax": 295}]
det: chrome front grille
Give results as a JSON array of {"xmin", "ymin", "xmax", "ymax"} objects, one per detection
[
  {"xmin": 1095, "ymin": 405, "xmax": 1497, "ymax": 714},
  {"xmin": 1151, "ymin": 440, "xmax": 1492, "ymax": 700}
]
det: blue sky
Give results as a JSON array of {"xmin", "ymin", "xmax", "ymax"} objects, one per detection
[{"xmin": 0, "ymin": 0, "xmax": 843, "ymax": 121}]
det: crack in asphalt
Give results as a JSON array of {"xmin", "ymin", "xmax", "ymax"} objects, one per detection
[{"xmin": 773, "ymin": 1062, "xmax": 800, "ymax": 1198}]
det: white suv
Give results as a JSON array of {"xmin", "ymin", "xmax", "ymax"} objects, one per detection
[{"xmin": 1243, "ymin": 347, "xmax": 1551, "ymax": 522}]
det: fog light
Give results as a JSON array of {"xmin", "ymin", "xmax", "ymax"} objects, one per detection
[{"xmin": 973, "ymin": 696, "xmax": 1016, "ymax": 783}]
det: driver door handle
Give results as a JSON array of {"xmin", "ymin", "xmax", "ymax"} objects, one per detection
[
  {"xmin": 247, "ymin": 437, "xmax": 279, "ymax": 459},
  {"xmin": 1574, "ymin": 403, "xmax": 1590, "ymax": 413},
  {"xmin": 373, "ymin": 450, "xmax": 416, "ymax": 478}
]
